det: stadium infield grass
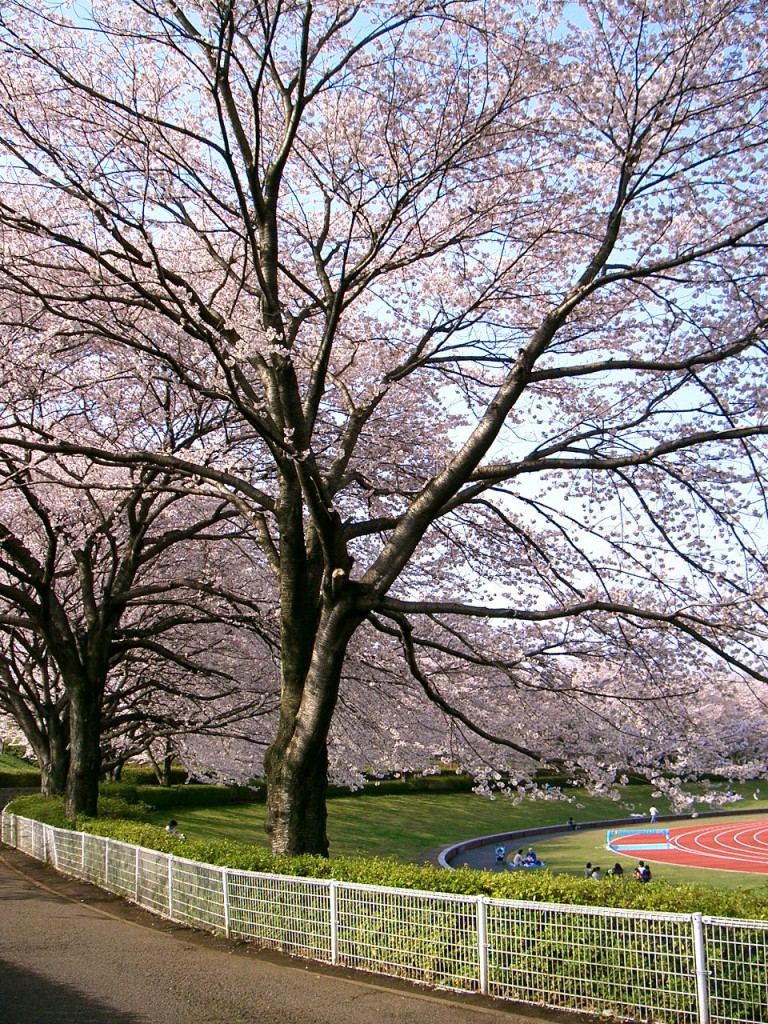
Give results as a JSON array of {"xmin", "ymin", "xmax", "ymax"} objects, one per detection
[{"xmin": 153, "ymin": 780, "xmax": 768, "ymax": 891}]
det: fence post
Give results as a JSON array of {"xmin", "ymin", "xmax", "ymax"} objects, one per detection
[
  {"xmin": 329, "ymin": 881, "xmax": 339, "ymax": 965},
  {"xmin": 222, "ymin": 867, "xmax": 231, "ymax": 939},
  {"xmin": 135, "ymin": 846, "xmax": 140, "ymax": 903},
  {"xmin": 168, "ymin": 855, "xmax": 174, "ymax": 919},
  {"xmin": 477, "ymin": 895, "xmax": 488, "ymax": 996},
  {"xmin": 43, "ymin": 826, "xmax": 50, "ymax": 866},
  {"xmin": 104, "ymin": 837, "xmax": 110, "ymax": 887},
  {"xmin": 81, "ymin": 832, "xmax": 86, "ymax": 875},
  {"xmin": 692, "ymin": 912, "xmax": 711, "ymax": 1024}
]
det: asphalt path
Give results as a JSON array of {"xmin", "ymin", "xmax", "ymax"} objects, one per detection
[{"xmin": 0, "ymin": 845, "xmax": 588, "ymax": 1024}]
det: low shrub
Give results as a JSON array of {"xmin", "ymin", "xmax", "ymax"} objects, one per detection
[
  {"xmin": 0, "ymin": 745, "xmax": 35, "ymax": 763},
  {"xmin": 232, "ymin": 771, "xmax": 478, "ymax": 801},
  {"xmin": 117, "ymin": 764, "xmax": 189, "ymax": 786},
  {"xmin": 7, "ymin": 795, "xmax": 72, "ymax": 828},
  {"xmin": 0, "ymin": 769, "xmax": 41, "ymax": 788},
  {"xmin": 333, "ymin": 773, "xmax": 477, "ymax": 798},
  {"xmin": 8, "ymin": 794, "xmax": 768, "ymax": 921},
  {"xmin": 100, "ymin": 782, "xmax": 260, "ymax": 810}
]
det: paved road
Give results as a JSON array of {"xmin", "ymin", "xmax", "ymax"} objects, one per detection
[{"xmin": 0, "ymin": 846, "xmax": 587, "ymax": 1024}]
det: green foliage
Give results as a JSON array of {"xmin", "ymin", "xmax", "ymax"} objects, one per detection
[
  {"xmin": 91, "ymin": 795, "xmax": 152, "ymax": 820},
  {"xmin": 100, "ymin": 782, "xmax": 260, "ymax": 810},
  {"xmin": 9, "ymin": 793, "xmax": 768, "ymax": 922},
  {"xmin": 205, "ymin": 770, "xmax": 478, "ymax": 803},
  {"xmin": 0, "ymin": 745, "xmax": 34, "ymax": 763},
  {"xmin": 7, "ymin": 795, "xmax": 71, "ymax": 827},
  {"xmin": 117, "ymin": 764, "xmax": 189, "ymax": 786},
  {"xmin": 0, "ymin": 769, "xmax": 41, "ymax": 787}
]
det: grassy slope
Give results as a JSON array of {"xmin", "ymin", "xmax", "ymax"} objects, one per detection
[
  {"xmin": 160, "ymin": 779, "xmax": 768, "ymax": 892},
  {"xmin": 0, "ymin": 750, "xmax": 40, "ymax": 785},
  {"xmin": 0, "ymin": 750, "xmax": 33, "ymax": 770}
]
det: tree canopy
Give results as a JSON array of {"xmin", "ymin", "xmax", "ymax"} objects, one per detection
[{"xmin": 0, "ymin": 0, "xmax": 767, "ymax": 853}]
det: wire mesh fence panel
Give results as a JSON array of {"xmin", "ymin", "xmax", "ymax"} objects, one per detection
[
  {"xmin": 226, "ymin": 870, "xmax": 332, "ymax": 960},
  {"xmin": 49, "ymin": 827, "xmax": 86, "ymax": 878},
  {"xmin": 13, "ymin": 815, "xmax": 46, "ymax": 861},
  {"xmin": 486, "ymin": 899, "xmax": 700, "ymax": 1023},
  {"xmin": 7, "ymin": 812, "xmax": 768, "ymax": 1024},
  {"xmin": 105, "ymin": 839, "xmax": 142, "ymax": 900},
  {"xmin": 82, "ymin": 834, "xmax": 107, "ymax": 886},
  {"xmin": 170, "ymin": 858, "xmax": 227, "ymax": 934},
  {"xmin": 136, "ymin": 848, "xmax": 173, "ymax": 918},
  {"xmin": 704, "ymin": 917, "xmax": 768, "ymax": 1024},
  {"xmin": 335, "ymin": 884, "xmax": 480, "ymax": 991}
]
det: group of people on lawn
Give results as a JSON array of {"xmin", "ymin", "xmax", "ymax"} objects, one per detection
[
  {"xmin": 495, "ymin": 844, "xmax": 652, "ymax": 881},
  {"xmin": 496, "ymin": 845, "xmax": 545, "ymax": 868},
  {"xmin": 495, "ymin": 809, "xmax": 660, "ymax": 877},
  {"xmin": 582, "ymin": 860, "xmax": 651, "ymax": 882}
]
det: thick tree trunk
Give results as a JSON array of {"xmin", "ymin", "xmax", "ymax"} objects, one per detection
[
  {"xmin": 40, "ymin": 727, "xmax": 69, "ymax": 797},
  {"xmin": 264, "ymin": 737, "xmax": 331, "ymax": 856},
  {"xmin": 162, "ymin": 751, "xmax": 173, "ymax": 787},
  {"xmin": 264, "ymin": 598, "xmax": 361, "ymax": 856},
  {"xmin": 65, "ymin": 685, "xmax": 102, "ymax": 818},
  {"xmin": 4, "ymin": 695, "xmax": 70, "ymax": 797}
]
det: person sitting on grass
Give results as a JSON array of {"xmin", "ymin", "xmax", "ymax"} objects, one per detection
[
  {"xmin": 509, "ymin": 848, "xmax": 525, "ymax": 869},
  {"xmin": 607, "ymin": 862, "xmax": 624, "ymax": 878},
  {"xmin": 634, "ymin": 861, "xmax": 652, "ymax": 883},
  {"xmin": 522, "ymin": 846, "xmax": 545, "ymax": 868},
  {"xmin": 165, "ymin": 819, "xmax": 186, "ymax": 839}
]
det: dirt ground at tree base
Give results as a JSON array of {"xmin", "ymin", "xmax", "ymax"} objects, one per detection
[{"xmin": 0, "ymin": 843, "xmax": 605, "ymax": 1024}]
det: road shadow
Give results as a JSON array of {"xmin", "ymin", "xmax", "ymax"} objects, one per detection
[{"xmin": 0, "ymin": 958, "xmax": 145, "ymax": 1024}]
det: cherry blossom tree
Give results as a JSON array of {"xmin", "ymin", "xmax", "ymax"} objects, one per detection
[
  {"xmin": 0, "ymin": 628, "xmax": 69, "ymax": 794},
  {"xmin": 0, "ymin": 1, "xmax": 767, "ymax": 853},
  {"xmin": 98, "ymin": 609, "xmax": 279, "ymax": 783},
  {"xmin": 0, "ymin": 416, "xmax": 280, "ymax": 814}
]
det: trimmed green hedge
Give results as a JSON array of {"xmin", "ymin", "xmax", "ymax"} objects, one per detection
[
  {"xmin": 100, "ymin": 782, "xmax": 260, "ymax": 809},
  {"xmin": 0, "ymin": 770, "xmax": 40, "ymax": 788},
  {"xmin": 328, "ymin": 772, "xmax": 477, "ymax": 799},
  {"xmin": 109, "ymin": 767, "xmax": 476, "ymax": 799},
  {"xmin": 9, "ymin": 793, "xmax": 768, "ymax": 922},
  {"xmin": 117, "ymin": 764, "xmax": 190, "ymax": 786}
]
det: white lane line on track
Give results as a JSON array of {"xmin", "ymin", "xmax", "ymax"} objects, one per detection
[{"xmin": 670, "ymin": 822, "xmax": 768, "ymax": 864}]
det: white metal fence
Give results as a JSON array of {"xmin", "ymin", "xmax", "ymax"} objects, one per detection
[{"xmin": 3, "ymin": 809, "xmax": 767, "ymax": 1024}]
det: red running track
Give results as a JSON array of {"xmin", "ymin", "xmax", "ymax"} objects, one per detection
[{"xmin": 609, "ymin": 817, "xmax": 768, "ymax": 873}]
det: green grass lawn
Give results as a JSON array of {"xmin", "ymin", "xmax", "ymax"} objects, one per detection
[
  {"xmin": 0, "ymin": 749, "xmax": 40, "ymax": 784},
  {"xmin": 0, "ymin": 750, "xmax": 32, "ymax": 770},
  {"xmin": 153, "ymin": 778, "xmax": 768, "ymax": 891}
]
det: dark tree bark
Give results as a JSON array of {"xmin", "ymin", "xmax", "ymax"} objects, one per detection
[
  {"xmin": 264, "ymin": 595, "xmax": 362, "ymax": 855},
  {"xmin": 65, "ymin": 682, "xmax": 102, "ymax": 817},
  {"xmin": 38, "ymin": 719, "xmax": 69, "ymax": 797}
]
